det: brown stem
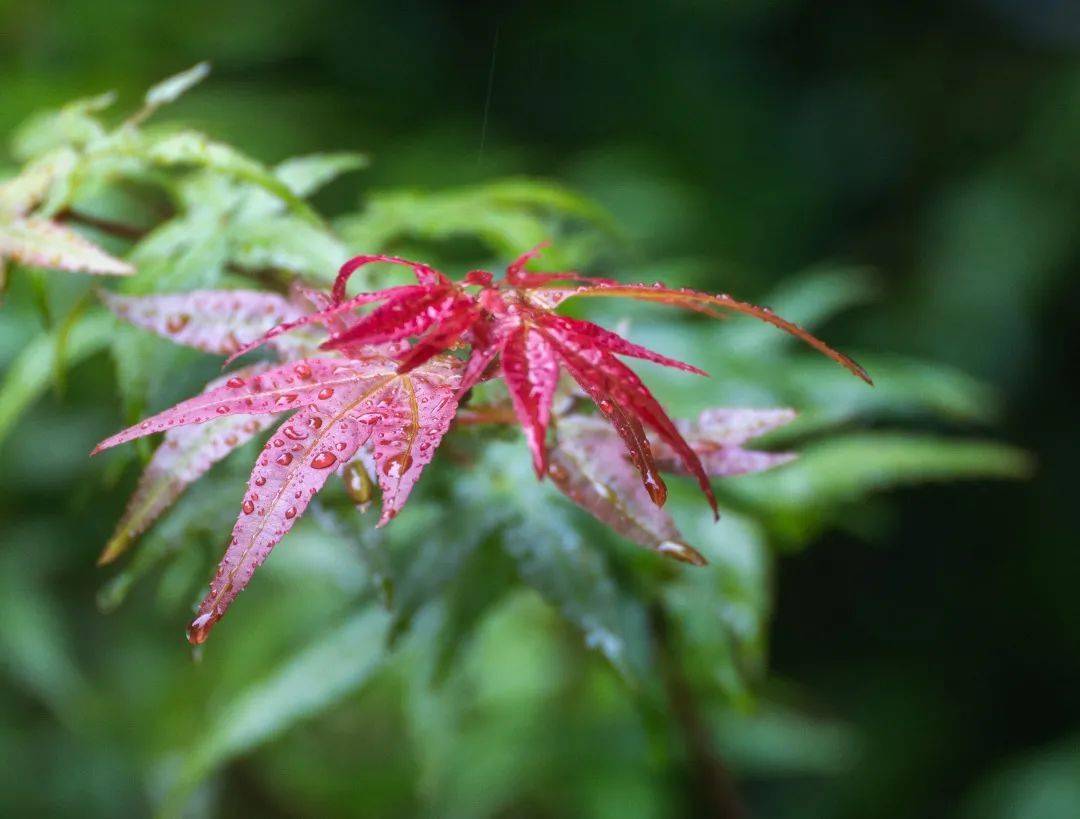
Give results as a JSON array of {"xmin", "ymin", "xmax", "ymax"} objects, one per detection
[
  {"xmin": 650, "ymin": 602, "xmax": 747, "ymax": 819},
  {"xmin": 56, "ymin": 208, "xmax": 148, "ymax": 241}
]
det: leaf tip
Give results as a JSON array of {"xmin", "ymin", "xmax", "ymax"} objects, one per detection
[
  {"xmin": 186, "ymin": 611, "xmax": 215, "ymax": 646},
  {"xmin": 657, "ymin": 540, "xmax": 708, "ymax": 567},
  {"xmin": 96, "ymin": 536, "xmax": 127, "ymax": 566}
]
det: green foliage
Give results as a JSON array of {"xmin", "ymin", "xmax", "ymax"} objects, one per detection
[{"xmin": 0, "ymin": 67, "xmax": 1031, "ymax": 818}]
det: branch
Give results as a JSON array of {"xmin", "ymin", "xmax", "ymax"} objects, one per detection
[
  {"xmin": 56, "ymin": 208, "xmax": 148, "ymax": 241},
  {"xmin": 650, "ymin": 602, "xmax": 746, "ymax": 819}
]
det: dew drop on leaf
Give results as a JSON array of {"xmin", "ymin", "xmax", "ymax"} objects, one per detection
[
  {"xmin": 186, "ymin": 612, "xmax": 214, "ymax": 645},
  {"xmin": 311, "ymin": 451, "xmax": 337, "ymax": 469},
  {"xmin": 165, "ymin": 314, "xmax": 191, "ymax": 333},
  {"xmin": 657, "ymin": 540, "xmax": 707, "ymax": 566}
]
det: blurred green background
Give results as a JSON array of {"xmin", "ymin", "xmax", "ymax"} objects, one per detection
[{"xmin": 1, "ymin": 1, "xmax": 1078, "ymax": 817}]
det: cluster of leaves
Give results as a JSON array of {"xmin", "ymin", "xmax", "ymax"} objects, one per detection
[
  {"xmin": 91, "ymin": 241, "xmax": 871, "ymax": 643},
  {"xmin": 0, "ymin": 66, "xmax": 1033, "ymax": 814}
]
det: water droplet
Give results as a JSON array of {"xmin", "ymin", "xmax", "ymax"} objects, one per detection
[
  {"xmin": 165, "ymin": 314, "xmax": 191, "ymax": 333},
  {"xmin": 186, "ymin": 612, "xmax": 214, "ymax": 645},
  {"xmin": 276, "ymin": 452, "xmax": 293, "ymax": 466},
  {"xmin": 307, "ymin": 416, "xmax": 323, "ymax": 430},
  {"xmin": 282, "ymin": 425, "xmax": 307, "ymax": 441},
  {"xmin": 382, "ymin": 451, "xmax": 413, "ymax": 477},
  {"xmin": 336, "ymin": 441, "xmax": 348, "ymax": 451},
  {"xmin": 215, "ymin": 406, "xmax": 228, "ymax": 415},
  {"xmin": 643, "ymin": 472, "xmax": 667, "ymax": 506},
  {"xmin": 548, "ymin": 462, "xmax": 568, "ymax": 481},
  {"xmin": 242, "ymin": 500, "xmax": 255, "ymax": 515},
  {"xmin": 318, "ymin": 387, "xmax": 335, "ymax": 400},
  {"xmin": 273, "ymin": 438, "xmax": 284, "ymax": 447},
  {"xmin": 285, "ymin": 507, "xmax": 297, "ymax": 519},
  {"xmin": 311, "ymin": 451, "xmax": 337, "ymax": 469},
  {"xmin": 657, "ymin": 540, "xmax": 707, "ymax": 567},
  {"xmin": 597, "ymin": 398, "xmax": 613, "ymax": 414},
  {"xmin": 294, "ymin": 363, "xmax": 312, "ymax": 379},
  {"xmin": 226, "ymin": 376, "xmax": 246, "ymax": 389},
  {"xmin": 254, "ymin": 476, "xmax": 266, "ymax": 486}
]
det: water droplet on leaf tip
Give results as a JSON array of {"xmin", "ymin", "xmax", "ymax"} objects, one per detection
[{"xmin": 657, "ymin": 540, "xmax": 707, "ymax": 566}]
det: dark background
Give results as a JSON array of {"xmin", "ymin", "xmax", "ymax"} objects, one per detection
[{"xmin": 2, "ymin": 1, "xmax": 1078, "ymax": 816}]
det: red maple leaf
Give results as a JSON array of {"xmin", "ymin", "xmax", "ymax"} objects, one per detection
[
  {"xmin": 95, "ymin": 289, "xmax": 463, "ymax": 644},
  {"xmin": 95, "ymin": 246, "xmax": 868, "ymax": 643},
  {"xmin": 238, "ymin": 246, "xmax": 870, "ymax": 517}
]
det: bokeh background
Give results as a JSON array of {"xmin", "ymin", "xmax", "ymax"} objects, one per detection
[{"xmin": 1, "ymin": 1, "xmax": 1078, "ymax": 817}]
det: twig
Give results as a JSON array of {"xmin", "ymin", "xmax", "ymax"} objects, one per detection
[
  {"xmin": 650, "ymin": 602, "xmax": 747, "ymax": 819},
  {"xmin": 56, "ymin": 208, "xmax": 148, "ymax": 241}
]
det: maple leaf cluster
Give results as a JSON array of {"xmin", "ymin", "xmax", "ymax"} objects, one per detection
[{"xmin": 93, "ymin": 246, "xmax": 870, "ymax": 644}]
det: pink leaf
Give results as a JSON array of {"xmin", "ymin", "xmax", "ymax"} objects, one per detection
[
  {"xmin": 332, "ymin": 253, "xmax": 448, "ymax": 303},
  {"xmin": 536, "ymin": 312, "xmax": 707, "ymax": 376},
  {"xmin": 187, "ymin": 397, "xmax": 371, "ymax": 644},
  {"xmin": 98, "ymin": 365, "xmax": 274, "ymax": 565},
  {"xmin": 101, "ymin": 289, "xmax": 306, "ymax": 356},
  {"xmin": 545, "ymin": 328, "xmax": 718, "ymax": 515},
  {"xmin": 321, "ymin": 287, "xmax": 466, "ymax": 351},
  {"xmin": 368, "ymin": 357, "xmax": 462, "ymax": 525},
  {"xmin": 653, "ymin": 407, "xmax": 797, "ymax": 477},
  {"xmin": 501, "ymin": 327, "xmax": 560, "ymax": 477},
  {"xmin": 223, "ymin": 286, "xmax": 416, "ymax": 365},
  {"xmin": 93, "ymin": 357, "xmax": 395, "ymax": 453},
  {"xmin": 560, "ymin": 282, "xmax": 872, "ymax": 384},
  {"xmin": 185, "ymin": 356, "xmax": 461, "ymax": 642},
  {"xmin": 548, "ymin": 416, "xmax": 706, "ymax": 566}
]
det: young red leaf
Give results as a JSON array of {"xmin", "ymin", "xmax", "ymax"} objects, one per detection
[
  {"xmin": 223, "ymin": 285, "xmax": 418, "ymax": 365},
  {"xmin": 320, "ymin": 287, "xmax": 467, "ymax": 351},
  {"xmin": 186, "ymin": 399, "xmax": 369, "ymax": 644},
  {"xmin": 98, "ymin": 365, "xmax": 274, "ymax": 565},
  {"xmin": 331, "ymin": 253, "xmax": 448, "ymax": 303},
  {"xmin": 501, "ymin": 326, "xmax": 560, "ymax": 477},
  {"xmin": 92, "ymin": 357, "xmax": 380, "ymax": 453},
  {"xmin": 548, "ymin": 409, "xmax": 796, "ymax": 564},
  {"xmin": 547, "ymin": 416, "xmax": 705, "ymax": 566},
  {"xmin": 546, "ymin": 329, "xmax": 717, "ymax": 515},
  {"xmin": 367, "ymin": 356, "xmax": 462, "ymax": 525},
  {"xmin": 558, "ymin": 282, "xmax": 872, "ymax": 384},
  {"xmin": 185, "ymin": 356, "xmax": 462, "ymax": 642},
  {"xmin": 535, "ymin": 312, "xmax": 707, "ymax": 376},
  {"xmin": 100, "ymin": 290, "xmax": 307, "ymax": 356},
  {"xmin": 652, "ymin": 408, "xmax": 797, "ymax": 476}
]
